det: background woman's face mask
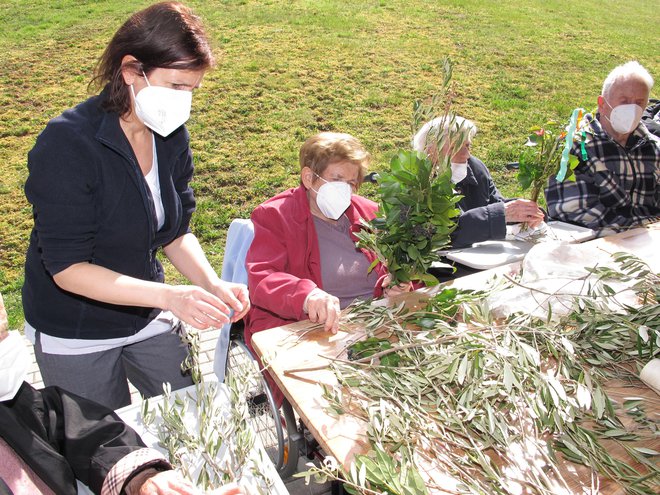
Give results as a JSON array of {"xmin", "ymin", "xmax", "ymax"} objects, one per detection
[
  {"xmin": 450, "ymin": 161, "xmax": 469, "ymax": 184},
  {"xmin": 312, "ymin": 174, "xmax": 352, "ymax": 220},
  {"xmin": 131, "ymin": 72, "xmax": 192, "ymax": 137}
]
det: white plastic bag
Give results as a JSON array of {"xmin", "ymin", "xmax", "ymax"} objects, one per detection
[{"xmin": 488, "ymin": 241, "xmax": 638, "ymax": 320}]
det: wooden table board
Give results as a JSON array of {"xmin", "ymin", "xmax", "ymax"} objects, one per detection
[{"xmin": 252, "ymin": 223, "xmax": 660, "ymax": 493}]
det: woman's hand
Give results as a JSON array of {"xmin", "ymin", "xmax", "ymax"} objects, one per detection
[
  {"xmin": 303, "ymin": 288, "xmax": 340, "ymax": 334},
  {"xmin": 163, "ymin": 285, "xmax": 234, "ymax": 330},
  {"xmin": 208, "ymin": 281, "xmax": 250, "ymax": 323},
  {"xmin": 504, "ymin": 199, "xmax": 545, "ymax": 228},
  {"xmin": 163, "ymin": 234, "xmax": 249, "ymax": 325},
  {"xmin": 164, "ymin": 281, "xmax": 250, "ymax": 330}
]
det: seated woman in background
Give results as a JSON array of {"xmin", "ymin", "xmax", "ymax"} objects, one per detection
[
  {"xmin": 244, "ymin": 132, "xmax": 411, "ymax": 362},
  {"xmin": 413, "ymin": 116, "xmax": 544, "ymax": 249}
]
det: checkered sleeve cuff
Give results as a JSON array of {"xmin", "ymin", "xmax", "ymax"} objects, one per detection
[{"xmin": 101, "ymin": 448, "xmax": 171, "ymax": 495}]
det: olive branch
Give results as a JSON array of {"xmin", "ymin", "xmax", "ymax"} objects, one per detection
[
  {"xmin": 300, "ymin": 253, "xmax": 660, "ymax": 494},
  {"xmin": 140, "ymin": 326, "xmax": 276, "ymax": 493},
  {"xmin": 355, "ymin": 58, "xmax": 470, "ymax": 286}
]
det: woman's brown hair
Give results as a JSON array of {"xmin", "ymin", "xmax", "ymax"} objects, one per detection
[{"xmin": 92, "ymin": 2, "xmax": 215, "ymax": 116}]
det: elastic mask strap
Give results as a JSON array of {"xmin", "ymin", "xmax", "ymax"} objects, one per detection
[
  {"xmin": 314, "ymin": 172, "xmax": 329, "ymax": 184},
  {"xmin": 310, "ymin": 172, "xmax": 330, "ymax": 194},
  {"xmin": 131, "ymin": 71, "xmax": 151, "ymax": 98}
]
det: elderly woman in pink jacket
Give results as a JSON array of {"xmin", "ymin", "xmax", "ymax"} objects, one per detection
[{"xmin": 244, "ymin": 132, "xmax": 410, "ymax": 365}]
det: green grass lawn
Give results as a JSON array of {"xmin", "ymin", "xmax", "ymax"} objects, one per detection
[{"xmin": 0, "ymin": 0, "xmax": 658, "ymax": 328}]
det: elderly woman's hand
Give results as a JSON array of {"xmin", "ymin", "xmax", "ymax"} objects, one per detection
[
  {"xmin": 381, "ymin": 276, "xmax": 413, "ymax": 299},
  {"xmin": 303, "ymin": 288, "xmax": 340, "ymax": 334}
]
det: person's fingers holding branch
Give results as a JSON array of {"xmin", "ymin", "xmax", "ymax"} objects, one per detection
[
  {"xmin": 163, "ymin": 285, "xmax": 231, "ymax": 330},
  {"xmin": 303, "ymin": 288, "xmax": 340, "ymax": 334},
  {"xmin": 504, "ymin": 199, "xmax": 544, "ymax": 225},
  {"xmin": 208, "ymin": 281, "xmax": 250, "ymax": 323}
]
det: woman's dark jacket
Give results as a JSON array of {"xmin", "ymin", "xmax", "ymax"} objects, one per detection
[
  {"xmin": 22, "ymin": 89, "xmax": 196, "ymax": 339},
  {"xmin": 0, "ymin": 382, "xmax": 168, "ymax": 495},
  {"xmin": 450, "ymin": 157, "xmax": 507, "ymax": 248}
]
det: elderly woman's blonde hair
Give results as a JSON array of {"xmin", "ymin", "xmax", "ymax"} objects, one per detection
[{"xmin": 299, "ymin": 132, "xmax": 371, "ymax": 183}]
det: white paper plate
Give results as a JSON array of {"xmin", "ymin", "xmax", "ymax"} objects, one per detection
[{"xmin": 441, "ymin": 221, "xmax": 597, "ymax": 270}]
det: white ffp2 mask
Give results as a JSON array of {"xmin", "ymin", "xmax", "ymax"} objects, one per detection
[
  {"xmin": 132, "ymin": 73, "xmax": 192, "ymax": 137},
  {"xmin": 604, "ymin": 101, "xmax": 644, "ymax": 135},
  {"xmin": 313, "ymin": 176, "xmax": 352, "ymax": 220}
]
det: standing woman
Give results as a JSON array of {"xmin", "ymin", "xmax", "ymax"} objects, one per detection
[{"xmin": 22, "ymin": 2, "xmax": 249, "ymax": 410}]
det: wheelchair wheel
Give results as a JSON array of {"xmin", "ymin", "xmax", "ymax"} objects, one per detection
[{"xmin": 225, "ymin": 338, "xmax": 301, "ymax": 478}]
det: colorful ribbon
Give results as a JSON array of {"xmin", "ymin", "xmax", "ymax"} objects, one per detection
[{"xmin": 557, "ymin": 107, "xmax": 586, "ymax": 182}]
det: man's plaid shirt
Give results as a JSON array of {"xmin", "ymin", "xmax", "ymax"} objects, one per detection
[{"xmin": 545, "ymin": 113, "xmax": 660, "ymax": 232}]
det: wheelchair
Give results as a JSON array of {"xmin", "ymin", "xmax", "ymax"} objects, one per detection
[
  {"xmin": 218, "ymin": 218, "xmax": 326, "ymax": 481},
  {"xmin": 223, "ymin": 319, "xmax": 303, "ymax": 478}
]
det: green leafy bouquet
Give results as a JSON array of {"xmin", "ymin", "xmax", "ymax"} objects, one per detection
[
  {"xmin": 355, "ymin": 151, "xmax": 460, "ymax": 285},
  {"xmin": 355, "ymin": 59, "xmax": 463, "ymax": 286}
]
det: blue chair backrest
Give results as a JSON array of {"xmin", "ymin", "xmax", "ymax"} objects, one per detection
[{"xmin": 213, "ymin": 219, "xmax": 255, "ymax": 381}]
